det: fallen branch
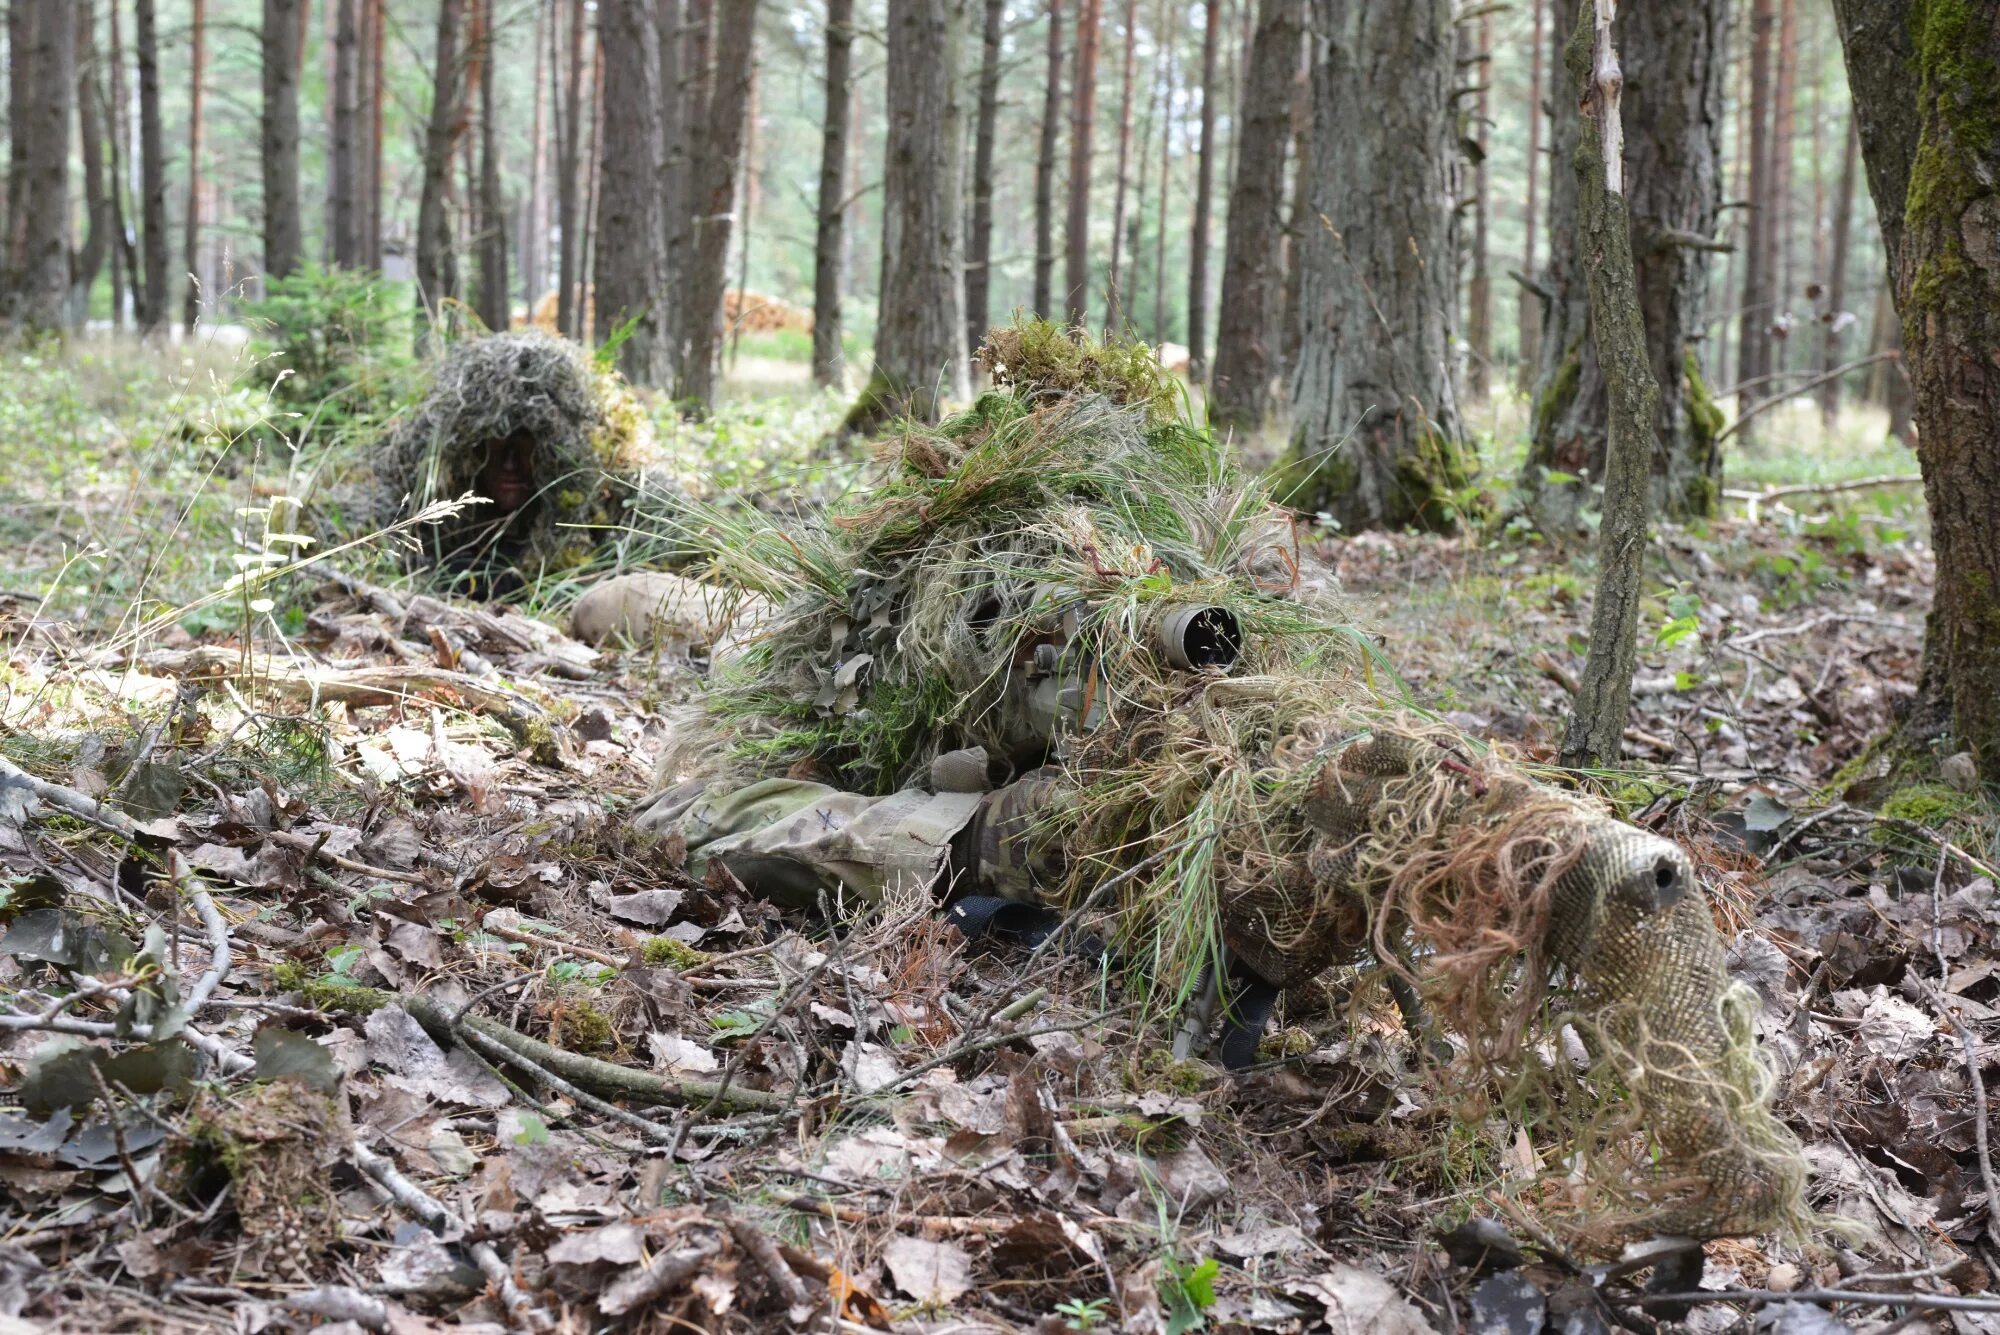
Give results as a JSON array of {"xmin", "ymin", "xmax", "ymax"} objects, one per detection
[
  {"xmin": 1715, "ymin": 352, "xmax": 1904, "ymax": 447},
  {"xmin": 283, "ymin": 1286, "xmax": 392, "ymax": 1332},
  {"xmin": 306, "ymin": 985, "xmax": 788, "ymax": 1112},
  {"xmin": 263, "ymin": 828, "xmax": 431, "ymax": 886},
  {"xmin": 458, "ymin": 1027, "xmax": 680, "ymax": 1145},
  {"xmin": 1722, "ymin": 472, "xmax": 1924, "ymax": 517},
  {"xmin": 132, "ymin": 647, "xmax": 564, "ymax": 756},
  {"xmin": 353, "ymin": 1141, "xmax": 552, "ymax": 1333},
  {"xmin": 723, "ymin": 1213, "xmax": 817, "ymax": 1314},
  {"xmin": 598, "ymin": 1240, "xmax": 721, "ymax": 1317}
]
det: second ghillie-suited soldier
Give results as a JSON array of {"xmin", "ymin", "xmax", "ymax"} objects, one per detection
[{"xmin": 607, "ymin": 328, "xmax": 1810, "ymax": 1246}]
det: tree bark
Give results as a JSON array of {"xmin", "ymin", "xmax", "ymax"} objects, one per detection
[
  {"xmin": 1769, "ymin": 0, "xmax": 1797, "ymax": 328},
  {"xmin": 1834, "ymin": 0, "xmax": 2000, "ymax": 778},
  {"xmin": 261, "ymin": 0, "xmax": 304, "ymax": 281},
  {"xmin": 1519, "ymin": 0, "xmax": 1726, "ymax": 533},
  {"xmin": 1559, "ymin": 0, "xmax": 1660, "ymax": 770},
  {"xmin": 556, "ymin": 0, "xmax": 586, "ymax": 336},
  {"xmin": 107, "ymin": 0, "xmax": 140, "ymax": 324},
  {"xmin": 1278, "ymin": 22, "xmax": 1308, "ymax": 380},
  {"xmin": 1279, "ymin": 0, "xmax": 1469, "ymax": 532},
  {"xmin": 1819, "ymin": 114, "xmax": 1858, "ymax": 425},
  {"xmin": 331, "ymin": 0, "xmax": 360, "ymax": 266},
  {"xmin": 676, "ymin": 0, "xmax": 758, "ymax": 406},
  {"xmin": 966, "ymin": 0, "xmax": 1004, "ymax": 356},
  {"xmin": 1464, "ymin": 8, "xmax": 1492, "ymax": 401},
  {"xmin": 1033, "ymin": 0, "xmax": 1064, "ymax": 318},
  {"xmin": 363, "ymin": 0, "xmax": 384, "ymax": 269},
  {"xmin": 593, "ymin": 0, "xmax": 666, "ymax": 381},
  {"xmin": 71, "ymin": 0, "xmax": 112, "ymax": 327},
  {"xmin": 656, "ymin": 0, "xmax": 684, "ymax": 353},
  {"xmin": 812, "ymin": 0, "xmax": 855, "ymax": 386},
  {"xmin": 579, "ymin": 37, "xmax": 604, "ymax": 340},
  {"xmin": 180, "ymin": 0, "xmax": 206, "ymax": 331},
  {"xmin": 1208, "ymin": 0, "xmax": 1300, "ymax": 431},
  {"xmin": 1516, "ymin": 0, "xmax": 1544, "ymax": 391},
  {"xmin": 1152, "ymin": 0, "xmax": 1174, "ymax": 346},
  {"xmin": 135, "ymin": 0, "xmax": 167, "ymax": 331},
  {"xmin": 476, "ymin": 0, "xmax": 508, "ymax": 332},
  {"xmin": 1105, "ymin": 0, "xmax": 1138, "ymax": 328},
  {"xmin": 416, "ymin": 0, "xmax": 467, "ymax": 340},
  {"xmin": 3, "ymin": 0, "xmax": 74, "ymax": 332},
  {"xmin": 847, "ymin": 0, "xmax": 968, "ymax": 430},
  {"xmin": 524, "ymin": 0, "xmax": 549, "ymax": 306},
  {"xmin": 5, "ymin": 1, "xmax": 27, "ymax": 268},
  {"xmin": 1186, "ymin": 0, "xmax": 1220, "ymax": 383},
  {"xmin": 1868, "ymin": 282, "xmax": 1913, "ymax": 442},
  {"xmin": 1734, "ymin": 0, "xmax": 1774, "ymax": 432},
  {"xmin": 1064, "ymin": 0, "xmax": 1102, "ymax": 325}
]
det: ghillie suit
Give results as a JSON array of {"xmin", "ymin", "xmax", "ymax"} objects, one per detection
[
  {"xmin": 376, "ymin": 330, "xmax": 652, "ymax": 584},
  {"xmin": 633, "ymin": 335, "xmax": 1809, "ymax": 1246}
]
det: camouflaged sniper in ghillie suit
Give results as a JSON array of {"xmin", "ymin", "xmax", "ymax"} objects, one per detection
[{"xmin": 628, "ymin": 330, "xmax": 1812, "ymax": 1245}]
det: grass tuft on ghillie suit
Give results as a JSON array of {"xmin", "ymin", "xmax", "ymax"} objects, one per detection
[
  {"xmin": 376, "ymin": 330, "xmax": 652, "ymax": 580},
  {"xmin": 642, "ymin": 329, "xmax": 1811, "ymax": 1248}
]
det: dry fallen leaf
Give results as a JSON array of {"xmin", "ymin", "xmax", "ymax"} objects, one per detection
[{"xmin": 881, "ymin": 1234, "xmax": 972, "ymax": 1306}]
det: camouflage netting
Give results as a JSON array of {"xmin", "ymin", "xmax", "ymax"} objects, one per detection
[
  {"xmin": 643, "ymin": 326, "xmax": 1811, "ymax": 1246},
  {"xmin": 376, "ymin": 330, "xmax": 653, "ymax": 573}
]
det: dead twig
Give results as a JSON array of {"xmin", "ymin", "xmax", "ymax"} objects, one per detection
[
  {"xmin": 1620, "ymin": 1288, "xmax": 2000, "ymax": 1315},
  {"xmin": 351, "ymin": 1142, "xmax": 552, "ymax": 1333},
  {"xmin": 307, "ymin": 986, "xmax": 787, "ymax": 1112}
]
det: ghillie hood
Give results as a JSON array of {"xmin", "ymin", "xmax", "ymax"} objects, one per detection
[{"xmin": 377, "ymin": 330, "xmax": 652, "ymax": 575}]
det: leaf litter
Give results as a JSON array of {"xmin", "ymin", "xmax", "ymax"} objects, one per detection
[{"xmin": 0, "ymin": 510, "xmax": 1991, "ymax": 1333}]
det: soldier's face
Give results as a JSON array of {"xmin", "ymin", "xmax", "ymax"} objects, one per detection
[{"xmin": 480, "ymin": 438, "xmax": 537, "ymax": 514}]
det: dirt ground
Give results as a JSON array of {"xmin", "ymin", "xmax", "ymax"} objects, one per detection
[{"xmin": 0, "ymin": 453, "xmax": 1996, "ymax": 1334}]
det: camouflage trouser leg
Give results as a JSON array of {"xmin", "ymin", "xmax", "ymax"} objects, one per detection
[
  {"xmin": 630, "ymin": 763, "xmax": 1075, "ymax": 915},
  {"xmin": 631, "ymin": 777, "xmax": 985, "ymax": 912}
]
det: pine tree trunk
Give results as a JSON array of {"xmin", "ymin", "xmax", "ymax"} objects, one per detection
[
  {"xmin": 1208, "ymin": 0, "xmax": 1300, "ymax": 431},
  {"xmin": 5, "ymin": 1, "xmax": 27, "ymax": 266},
  {"xmin": 556, "ymin": 0, "xmax": 586, "ymax": 336},
  {"xmin": 1281, "ymin": 0, "xmax": 1467, "ymax": 531},
  {"xmin": 261, "ymin": 0, "xmax": 304, "ymax": 281},
  {"xmin": 656, "ymin": 0, "xmax": 684, "ymax": 356},
  {"xmin": 847, "ymin": 0, "xmax": 968, "ymax": 430},
  {"xmin": 1105, "ymin": 0, "xmax": 1138, "ymax": 329},
  {"xmin": 3, "ymin": 0, "xmax": 74, "ymax": 332},
  {"xmin": 677, "ymin": 0, "xmax": 758, "ymax": 406},
  {"xmin": 179, "ymin": 0, "xmax": 206, "ymax": 330},
  {"xmin": 1559, "ymin": 0, "xmax": 1659, "ymax": 769},
  {"xmin": 812, "ymin": 0, "xmax": 855, "ymax": 386},
  {"xmin": 966, "ymin": 0, "xmax": 1004, "ymax": 356},
  {"xmin": 1769, "ymin": 0, "xmax": 1797, "ymax": 343},
  {"xmin": 330, "ymin": 0, "xmax": 359, "ymax": 266},
  {"xmin": 107, "ymin": 0, "xmax": 140, "ymax": 324},
  {"xmin": 594, "ymin": 0, "xmax": 665, "ymax": 382},
  {"xmin": 1516, "ymin": 0, "xmax": 1544, "ymax": 392},
  {"xmin": 1278, "ymin": 24, "xmax": 1308, "ymax": 380},
  {"xmin": 1064, "ymin": 0, "xmax": 1101, "ymax": 324},
  {"xmin": 1033, "ymin": 0, "xmax": 1064, "ymax": 319},
  {"xmin": 1819, "ymin": 114, "xmax": 1858, "ymax": 425},
  {"xmin": 135, "ymin": 0, "xmax": 167, "ymax": 331},
  {"xmin": 1834, "ymin": 0, "xmax": 2000, "ymax": 779},
  {"xmin": 1734, "ymin": 0, "xmax": 1774, "ymax": 433},
  {"xmin": 1185, "ymin": 0, "xmax": 1220, "ymax": 383},
  {"xmin": 476, "ymin": 0, "xmax": 508, "ymax": 332},
  {"xmin": 524, "ymin": 0, "xmax": 548, "ymax": 306},
  {"xmin": 579, "ymin": 38, "xmax": 605, "ymax": 341},
  {"xmin": 362, "ymin": 0, "xmax": 383, "ymax": 269},
  {"xmin": 416, "ymin": 0, "xmax": 466, "ymax": 338},
  {"xmin": 1150, "ymin": 0, "xmax": 1175, "ymax": 346},
  {"xmin": 72, "ymin": 0, "xmax": 112, "ymax": 327},
  {"xmin": 1464, "ymin": 9, "xmax": 1492, "ymax": 402},
  {"xmin": 1519, "ymin": 0, "xmax": 1726, "ymax": 533}
]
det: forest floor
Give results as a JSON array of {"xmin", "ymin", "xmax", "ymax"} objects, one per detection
[{"xmin": 0, "ymin": 337, "xmax": 1995, "ymax": 1335}]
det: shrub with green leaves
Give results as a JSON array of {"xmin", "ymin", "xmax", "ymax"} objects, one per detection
[{"xmin": 241, "ymin": 265, "xmax": 414, "ymax": 437}]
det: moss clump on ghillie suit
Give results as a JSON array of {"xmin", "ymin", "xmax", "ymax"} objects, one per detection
[
  {"xmin": 378, "ymin": 330, "xmax": 652, "ymax": 576},
  {"xmin": 975, "ymin": 319, "xmax": 1181, "ymax": 423},
  {"xmin": 657, "ymin": 351, "xmax": 1809, "ymax": 1247},
  {"xmin": 174, "ymin": 1081, "xmax": 345, "ymax": 1274}
]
